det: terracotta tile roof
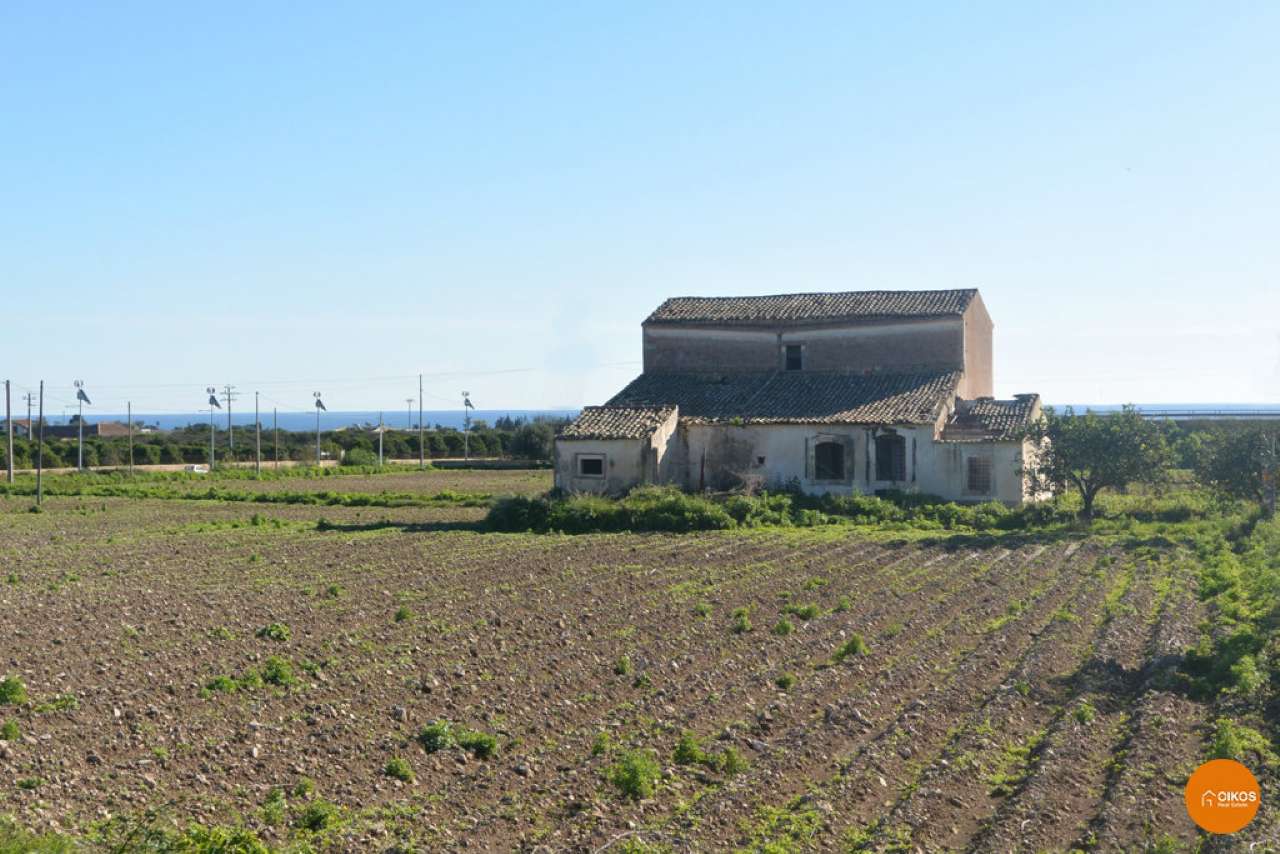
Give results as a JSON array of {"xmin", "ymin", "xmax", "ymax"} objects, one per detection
[
  {"xmin": 605, "ymin": 370, "xmax": 961, "ymax": 425},
  {"xmin": 645, "ymin": 289, "xmax": 977, "ymax": 326},
  {"xmin": 942, "ymin": 394, "xmax": 1040, "ymax": 441},
  {"xmin": 559, "ymin": 405, "xmax": 676, "ymax": 440}
]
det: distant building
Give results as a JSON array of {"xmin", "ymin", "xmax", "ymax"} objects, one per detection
[{"xmin": 555, "ymin": 289, "xmax": 1043, "ymax": 504}]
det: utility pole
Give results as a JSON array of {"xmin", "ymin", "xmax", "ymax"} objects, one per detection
[
  {"xmin": 127, "ymin": 401, "xmax": 133, "ymax": 476},
  {"xmin": 254, "ymin": 391, "xmax": 261, "ymax": 477},
  {"xmin": 24, "ymin": 391, "xmax": 34, "ymax": 433},
  {"xmin": 5, "ymin": 380, "xmax": 13, "ymax": 484},
  {"xmin": 406, "ymin": 397, "xmax": 414, "ymax": 430},
  {"xmin": 418, "ymin": 374, "xmax": 425, "ymax": 471},
  {"xmin": 273, "ymin": 408, "xmax": 279, "ymax": 469},
  {"xmin": 378, "ymin": 411, "xmax": 384, "ymax": 467},
  {"xmin": 35, "ymin": 381, "xmax": 44, "ymax": 505},
  {"xmin": 222, "ymin": 385, "xmax": 238, "ymax": 452}
]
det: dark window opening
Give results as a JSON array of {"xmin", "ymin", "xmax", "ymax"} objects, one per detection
[
  {"xmin": 577, "ymin": 455, "xmax": 604, "ymax": 477},
  {"xmin": 874, "ymin": 434, "xmax": 906, "ymax": 481},
  {"xmin": 756, "ymin": 456, "xmax": 766, "ymax": 466},
  {"xmin": 967, "ymin": 456, "xmax": 993, "ymax": 494},
  {"xmin": 785, "ymin": 344, "xmax": 803, "ymax": 371},
  {"xmin": 814, "ymin": 441, "xmax": 845, "ymax": 480}
]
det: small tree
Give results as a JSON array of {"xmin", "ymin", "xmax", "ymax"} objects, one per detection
[
  {"xmin": 510, "ymin": 422, "xmax": 555, "ymax": 461},
  {"xmin": 1196, "ymin": 427, "xmax": 1278, "ymax": 517},
  {"xmin": 1022, "ymin": 405, "xmax": 1171, "ymax": 521}
]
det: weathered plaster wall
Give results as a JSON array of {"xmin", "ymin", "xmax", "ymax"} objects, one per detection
[
  {"xmin": 642, "ymin": 317, "xmax": 970, "ymax": 375},
  {"xmin": 959, "ymin": 296, "xmax": 994, "ymax": 398},
  {"xmin": 554, "ymin": 410, "xmax": 681, "ymax": 495},
  {"xmin": 554, "ymin": 438, "xmax": 646, "ymax": 495}
]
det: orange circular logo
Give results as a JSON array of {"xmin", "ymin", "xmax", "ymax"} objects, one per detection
[{"xmin": 1185, "ymin": 759, "xmax": 1261, "ymax": 833}]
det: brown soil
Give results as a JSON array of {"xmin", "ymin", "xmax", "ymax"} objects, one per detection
[{"xmin": 0, "ymin": 490, "xmax": 1226, "ymax": 852}]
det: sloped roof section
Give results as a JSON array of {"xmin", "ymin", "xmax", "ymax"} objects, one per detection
[
  {"xmin": 607, "ymin": 370, "xmax": 960, "ymax": 425},
  {"xmin": 942, "ymin": 394, "xmax": 1040, "ymax": 442},
  {"xmin": 559, "ymin": 405, "xmax": 676, "ymax": 440},
  {"xmin": 645, "ymin": 289, "xmax": 977, "ymax": 326}
]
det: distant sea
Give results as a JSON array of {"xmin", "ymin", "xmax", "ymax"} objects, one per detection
[
  {"xmin": 65, "ymin": 409, "xmax": 579, "ymax": 432},
  {"xmin": 33, "ymin": 403, "xmax": 1280, "ymax": 432}
]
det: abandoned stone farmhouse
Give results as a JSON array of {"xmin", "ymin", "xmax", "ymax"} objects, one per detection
[{"xmin": 554, "ymin": 289, "xmax": 1043, "ymax": 504}]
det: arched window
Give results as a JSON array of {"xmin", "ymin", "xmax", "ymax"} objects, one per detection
[{"xmin": 814, "ymin": 441, "xmax": 845, "ymax": 480}]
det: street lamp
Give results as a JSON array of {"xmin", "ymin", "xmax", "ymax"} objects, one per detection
[
  {"xmin": 207, "ymin": 387, "xmax": 221, "ymax": 468},
  {"xmin": 462, "ymin": 391, "xmax": 474, "ymax": 461},
  {"xmin": 313, "ymin": 392, "xmax": 327, "ymax": 466},
  {"xmin": 73, "ymin": 380, "xmax": 91, "ymax": 470}
]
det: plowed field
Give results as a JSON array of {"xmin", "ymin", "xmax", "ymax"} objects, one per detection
[{"xmin": 0, "ymin": 482, "xmax": 1270, "ymax": 852}]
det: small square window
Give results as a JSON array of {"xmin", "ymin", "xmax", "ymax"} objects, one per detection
[
  {"xmin": 966, "ymin": 456, "xmax": 993, "ymax": 494},
  {"xmin": 756, "ymin": 456, "xmax": 766, "ymax": 466},
  {"xmin": 784, "ymin": 344, "xmax": 803, "ymax": 371},
  {"xmin": 577, "ymin": 455, "xmax": 605, "ymax": 477}
]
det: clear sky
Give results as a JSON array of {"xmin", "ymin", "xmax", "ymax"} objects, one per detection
[{"xmin": 3, "ymin": 2, "xmax": 1278, "ymax": 415}]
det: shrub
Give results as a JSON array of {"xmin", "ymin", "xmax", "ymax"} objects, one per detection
[
  {"xmin": 1209, "ymin": 717, "xmax": 1277, "ymax": 763},
  {"xmin": 771, "ymin": 618, "xmax": 795, "ymax": 636},
  {"xmin": 485, "ymin": 495, "xmax": 551, "ymax": 532},
  {"xmin": 774, "ymin": 672, "xmax": 795, "ymax": 690},
  {"xmin": 610, "ymin": 749, "xmax": 660, "ymax": 800},
  {"xmin": 384, "ymin": 756, "xmax": 414, "ymax": 782},
  {"xmin": 0, "ymin": 720, "xmax": 18, "ymax": 740},
  {"xmin": 261, "ymin": 788, "xmax": 287, "ymax": 826},
  {"xmin": 262, "ymin": 656, "xmax": 297, "ymax": 688},
  {"xmin": 785, "ymin": 603, "xmax": 821, "ymax": 621},
  {"xmin": 205, "ymin": 675, "xmax": 238, "ymax": 694},
  {"xmin": 294, "ymin": 799, "xmax": 340, "ymax": 831},
  {"xmin": 621, "ymin": 486, "xmax": 734, "ymax": 533},
  {"xmin": 673, "ymin": 732, "xmax": 709, "ymax": 766},
  {"xmin": 394, "ymin": 606, "xmax": 414, "ymax": 623},
  {"xmin": 715, "ymin": 745, "xmax": 748, "ymax": 776},
  {"xmin": 255, "ymin": 623, "xmax": 291, "ymax": 642},
  {"xmin": 833, "ymin": 634, "xmax": 868, "ymax": 662},
  {"xmin": 614, "ymin": 655, "xmax": 633, "ymax": 676},
  {"xmin": 731, "ymin": 607, "xmax": 752, "ymax": 634},
  {"xmin": 591, "ymin": 731, "xmax": 614, "ymax": 756},
  {"xmin": 342, "ymin": 447, "xmax": 377, "ymax": 467},
  {"xmin": 0, "ymin": 676, "xmax": 28, "ymax": 705},
  {"xmin": 1074, "ymin": 700, "xmax": 1096, "ymax": 724},
  {"xmin": 417, "ymin": 721, "xmax": 497, "ymax": 758}
]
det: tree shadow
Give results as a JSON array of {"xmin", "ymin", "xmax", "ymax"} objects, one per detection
[{"xmin": 315, "ymin": 519, "xmax": 485, "ymax": 534}]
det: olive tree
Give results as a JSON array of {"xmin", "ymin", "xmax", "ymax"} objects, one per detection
[{"xmin": 1022, "ymin": 405, "xmax": 1171, "ymax": 520}]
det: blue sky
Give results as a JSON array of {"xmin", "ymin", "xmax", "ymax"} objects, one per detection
[{"xmin": 2, "ymin": 2, "xmax": 1278, "ymax": 415}]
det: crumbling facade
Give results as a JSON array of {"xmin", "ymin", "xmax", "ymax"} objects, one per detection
[{"xmin": 556, "ymin": 289, "xmax": 1042, "ymax": 504}]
